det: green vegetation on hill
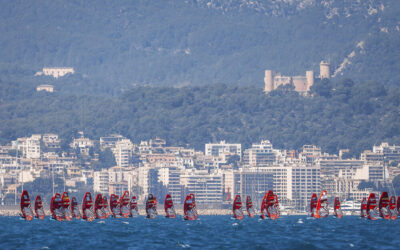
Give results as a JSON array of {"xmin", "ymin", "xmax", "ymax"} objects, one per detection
[
  {"xmin": 0, "ymin": 0, "xmax": 399, "ymax": 95},
  {"xmin": 0, "ymin": 76, "xmax": 399, "ymax": 156}
]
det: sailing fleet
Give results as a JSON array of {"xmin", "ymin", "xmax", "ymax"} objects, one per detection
[{"xmin": 19, "ymin": 189, "xmax": 400, "ymax": 221}]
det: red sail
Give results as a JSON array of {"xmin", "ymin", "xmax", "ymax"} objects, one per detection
[
  {"xmin": 246, "ymin": 195, "xmax": 255, "ymax": 218},
  {"xmin": 333, "ymin": 197, "xmax": 343, "ymax": 219},
  {"xmin": 397, "ymin": 196, "xmax": 400, "ymax": 216},
  {"xmin": 389, "ymin": 196, "xmax": 397, "ymax": 220},
  {"xmin": 260, "ymin": 191, "xmax": 269, "ymax": 219},
  {"xmin": 95, "ymin": 194, "xmax": 106, "ymax": 219},
  {"xmin": 102, "ymin": 196, "xmax": 111, "ymax": 218},
  {"xmin": 34, "ymin": 195, "xmax": 45, "ymax": 220},
  {"xmin": 130, "ymin": 196, "xmax": 139, "ymax": 217},
  {"xmin": 146, "ymin": 194, "xmax": 158, "ymax": 219},
  {"xmin": 71, "ymin": 197, "xmax": 81, "ymax": 219},
  {"xmin": 20, "ymin": 190, "xmax": 34, "ymax": 221},
  {"xmin": 367, "ymin": 193, "xmax": 378, "ymax": 220},
  {"xmin": 267, "ymin": 193, "xmax": 280, "ymax": 220},
  {"xmin": 61, "ymin": 192, "xmax": 73, "ymax": 221},
  {"xmin": 360, "ymin": 198, "xmax": 367, "ymax": 218},
  {"xmin": 82, "ymin": 192, "xmax": 95, "ymax": 221},
  {"xmin": 379, "ymin": 192, "xmax": 391, "ymax": 219},
  {"xmin": 164, "ymin": 194, "xmax": 176, "ymax": 218},
  {"xmin": 310, "ymin": 193, "xmax": 318, "ymax": 218},
  {"xmin": 119, "ymin": 191, "xmax": 131, "ymax": 218},
  {"xmin": 184, "ymin": 194, "xmax": 198, "ymax": 220},
  {"xmin": 50, "ymin": 193, "xmax": 64, "ymax": 221},
  {"xmin": 232, "ymin": 195, "xmax": 244, "ymax": 220},
  {"xmin": 110, "ymin": 194, "xmax": 120, "ymax": 218},
  {"xmin": 316, "ymin": 190, "xmax": 329, "ymax": 219}
]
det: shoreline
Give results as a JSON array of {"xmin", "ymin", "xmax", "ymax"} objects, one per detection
[{"xmin": 1, "ymin": 206, "xmax": 310, "ymax": 216}]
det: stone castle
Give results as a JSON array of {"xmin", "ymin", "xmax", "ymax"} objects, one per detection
[{"xmin": 264, "ymin": 61, "xmax": 330, "ymax": 94}]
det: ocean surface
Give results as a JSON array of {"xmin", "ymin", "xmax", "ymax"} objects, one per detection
[{"xmin": 0, "ymin": 215, "xmax": 399, "ymax": 249}]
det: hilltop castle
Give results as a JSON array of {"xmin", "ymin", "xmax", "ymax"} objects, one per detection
[{"xmin": 264, "ymin": 61, "xmax": 330, "ymax": 94}]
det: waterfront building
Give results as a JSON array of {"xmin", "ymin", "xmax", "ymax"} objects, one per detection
[
  {"xmin": 242, "ymin": 140, "xmax": 277, "ymax": 166},
  {"xmin": 205, "ymin": 141, "xmax": 242, "ymax": 160}
]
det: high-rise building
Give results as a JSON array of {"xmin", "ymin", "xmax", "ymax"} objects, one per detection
[{"xmin": 242, "ymin": 140, "xmax": 276, "ymax": 166}]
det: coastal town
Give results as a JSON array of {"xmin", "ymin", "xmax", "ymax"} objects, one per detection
[{"xmin": 1, "ymin": 132, "xmax": 399, "ymax": 213}]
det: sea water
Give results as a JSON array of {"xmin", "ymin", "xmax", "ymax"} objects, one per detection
[{"xmin": 0, "ymin": 215, "xmax": 399, "ymax": 249}]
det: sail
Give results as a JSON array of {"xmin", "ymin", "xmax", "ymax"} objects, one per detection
[
  {"xmin": 82, "ymin": 192, "xmax": 95, "ymax": 221},
  {"xmin": 164, "ymin": 194, "xmax": 176, "ymax": 218},
  {"xmin": 360, "ymin": 198, "xmax": 367, "ymax": 218},
  {"xmin": 184, "ymin": 194, "xmax": 198, "ymax": 220},
  {"xmin": 130, "ymin": 196, "xmax": 139, "ymax": 217},
  {"xmin": 379, "ymin": 192, "xmax": 391, "ymax": 219},
  {"xmin": 232, "ymin": 195, "xmax": 244, "ymax": 220},
  {"xmin": 333, "ymin": 197, "xmax": 343, "ymax": 218},
  {"xmin": 266, "ymin": 193, "xmax": 280, "ymax": 220},
  {"xmin": 146, "ymin": 194, "xmax": 158, "ymax": 219},
  {"xmin": 34, "ymin": 195, "xmax": 45, "ymax": 220},
  {"xmin": 367, "ymin": 193, "xmax": 378, "ymax": 220},
  {"xmin": 246, "ymin": 195, "xmax": 255, "ymax": 218},
  {"xmin": 397, "ymin": 196, "xmax": 400, "ymax": 219},
  {"xmin": 310, "ymin": 193, "xmax": 318, "ymax": 218},
  {"xmin": 389, "ymin": 196, "xmax": 397, "ymax": 220},
  {"xmin": 102, "ymin": 196, "xmax": 111, "ymax": 218},
  {"xmin": 260, "ymin": 192, "xmax": 269, "ymax": 219},
  {"xmin": 50, "ymin": 193, "xmax": 64, "ymax": 221},
  {"xmin": 119, "ymin": 191, "xmax": 131, "ymax": 218},
  {"xmin": 110, "ymin": 194, "xmax": 121, "ymax": 218},
  {"xmin": 316, "ymin": 190, "xmax": 329, "ymax": 219},
  {"xmin": 61, "ymin": 192, "xmax": 73, "ymax": 221},
  {"xmin": 20, "ymin": 190, "xmax": 34, "ymax": 221},
  {"xmin": 95, "ymin": 194, "xmax": 106, "ymax": 219},
  {"xmin": 71, "ymin": 197, "xmax": 81, "ymax": 219}
]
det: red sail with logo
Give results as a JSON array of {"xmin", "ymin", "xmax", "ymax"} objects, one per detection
[
  {"xmin": 110, "ymin": 194, "xmax": 120, "ymax": 218},
  {"xmin": 130, "ymin": 196, "xmax": 139, "ymax": 217},
  {"xmin": 232, "ymin": 195, "xmax": 244, "ymax": 220},
  {"xmin": 50, "ymin": 193, "xmax": 64, "ymax": 221},
  {"xmin": 71, "ymin": 197, "xmax": 81, "ymax": 219},
  {"xmin": 246, "ymin": 195, "xmax": 255, "ymax": 218},
  {"xmin": 102, "ymin": 196, "xmax": 111, "ymax": 218},
  {"xmin": 95, "ymin": 194, "xmax": 106, "ymax": 219},
  {"xmin": 333, "ymin": 197, "xmax": 343, "ymax": 219},
  {"xmin": 361, "ymin": 198, "xmax": 367, "ymax": 218},
  {"xmin": 260, "ymin": 192, "xmax": 269, "ymax": 219},
  {"xmin": 379, "ymin": 192, "xmax": 391, "ymax": 219},
  {"xmin": 82, "ymin": 192, "xmax": 95, "ymax": 221},
  {"xmin": 164, "ymin": 194, "xmax": 176, "ymax": 218},
  {"xmin": 146, "ymin": 194, "xmax": 158, "ymax": 219},
  {"xmin": 184, "ymin": 194, "xmax": 198, "ymax": 220},
  {"xmin": 266, "ymin": 193, "xmax": 280, "ymax": 220},
  {"xmin": 34, "ymin": 195, "xmax": 45, "ymax": 220},
  {"xmin": 119, "ymin": 191, "xmax": 131, "ymax": 218},
  {"xmin": 310, "ymin": 193, "xmax": 318, "ymax": 218},
  {"xmin": 20, "ymin": 190, "xmax": 34, "ymax": 221},
  {"xmin": 61, "ymin": 192, "xmax": 73, "ymax": 221},
  {"xmin": 367, "ymin": 193, "xmax": 378, "ymax": 220},
  {"xmin": 389, "ymin": 196, "xmax": 397, "ymax": 220},
  {"xmin": 316, "ymin": 190, "xmax": 329, "ymax": 219}
]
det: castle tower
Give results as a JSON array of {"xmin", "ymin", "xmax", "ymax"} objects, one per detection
[
  {"xmin": 320, "ymin": 61, "xmax": 330, "ymax": 79},
  {"xmin": 264, "ymin": 70, "xmax": 274, "ymax": 92},
  {"xmin": 306, "ymin": 70, "xmax": 314, "ymax": 91}
]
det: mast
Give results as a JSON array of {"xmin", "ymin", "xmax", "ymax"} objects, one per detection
[
  {"xmin": 14, "ymin": 141, "xmax": 18, "ymax": 205},
  {"xmin": 52, "ymin": 164, "xmax": 55, "ymax": 196}
]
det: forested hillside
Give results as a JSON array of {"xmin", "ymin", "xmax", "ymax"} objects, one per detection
[
  {"xmin": 0, "ymin": 0, "xmax": 399, "ymax": 95},
  {"xmin": 1, "ymin": 77, "xmax": 399, "ymax": 156}
]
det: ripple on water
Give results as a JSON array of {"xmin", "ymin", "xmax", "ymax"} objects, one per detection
[{"xmin": 0, "ymin": 216, "xmax": 399, "ymax": 248}]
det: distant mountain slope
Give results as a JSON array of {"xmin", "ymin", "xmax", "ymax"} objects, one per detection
[{"xmin": 0, "ymin": 0, "xmax": 399, "ymax": 94}]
